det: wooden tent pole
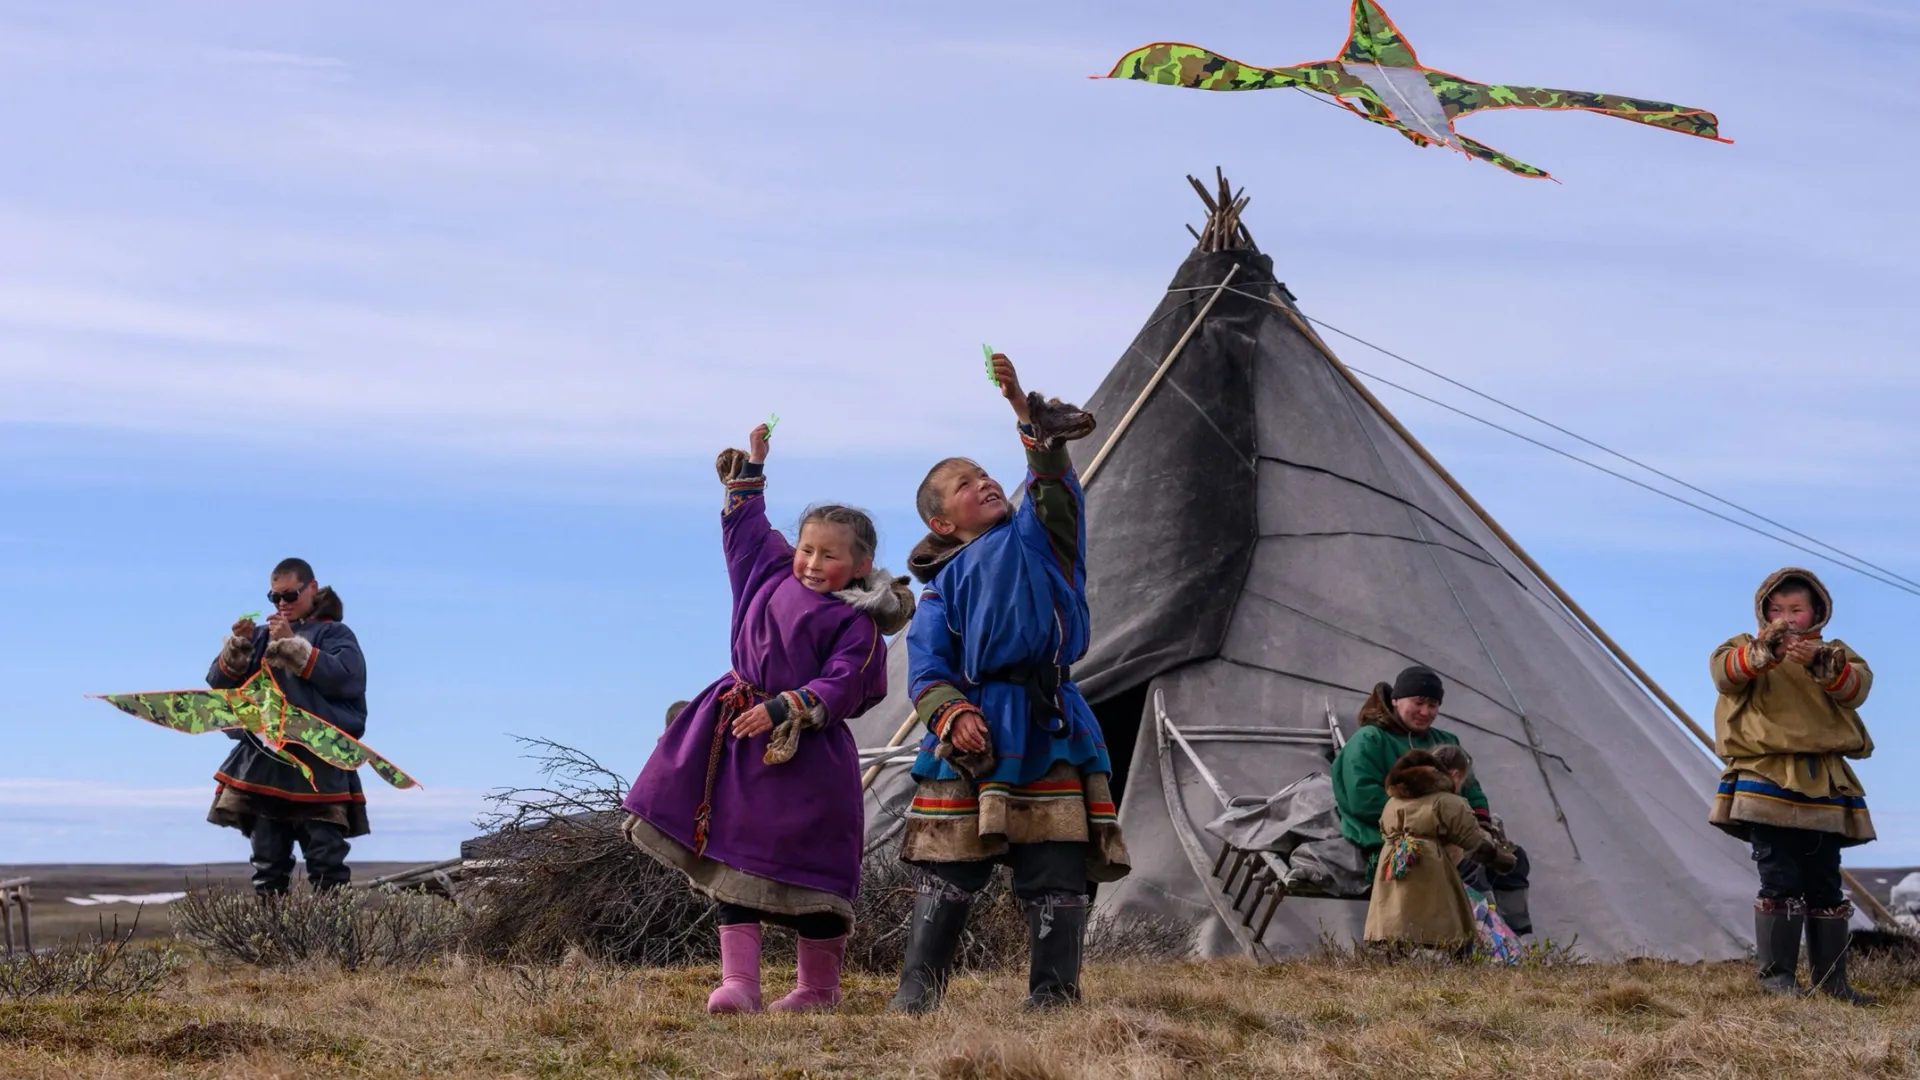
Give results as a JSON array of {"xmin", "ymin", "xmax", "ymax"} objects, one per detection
[{"xmin": 1267, "ymin": 295, "xmax": 1897, "ymax": 929}]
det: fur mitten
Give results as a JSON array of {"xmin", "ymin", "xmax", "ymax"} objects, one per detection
[
  {"xmin": 1024, "ymin": 393, "xmax": 1097, "ymax": 451},
  {"xmin": 264, "ymin": 635, "xmax": 314, "ymax": 674},
  {"xmin": 715, "ymin": 448, "xmax": 749, "ymax": 485},
  {"xmin": 1749, "ymin": 620, "xmax": 1793, "ymax": 669},
  {"xmin": 219, "ymin": 633, "xmax": 255, "ymax": 676},
  {"xmin": 763, "ymin": 690, "xmax": 828, "ymax": 766},
  {"xmin": 1808, "ymin": 645, "xmax": 1847, "ymax": 685}
]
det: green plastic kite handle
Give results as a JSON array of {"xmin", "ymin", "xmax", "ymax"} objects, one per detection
[
  {"xmin": 239, "ymin": 611, "xmax": 262, "ymax": 622},
  {"xmin": 983, "ymin": 343, "xmax": 1000, "ymax": 387},
  {"xmin": 764, "ymin": 413, "xmax": 779, "ymax": 440}
]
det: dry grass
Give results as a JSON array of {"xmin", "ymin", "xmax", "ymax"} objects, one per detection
[{"xmin": 3, "ymin": 952, "xmax": 1918, "ymax": 1078}]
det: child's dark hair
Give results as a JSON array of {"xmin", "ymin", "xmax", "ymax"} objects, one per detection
[
  {"xmin": 799, "ymin": 504, "xmax": 878, "ymax": 563},
  {"xmin": 915, "ymin": 457, "xmax": 978, "ymax": 525},
  {"xmin": 1430, "ymin": 744, "xmax": 1473, "ymax": 778}
]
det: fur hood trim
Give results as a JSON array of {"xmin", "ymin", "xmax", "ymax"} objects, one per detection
[
  {"xmin": 835, "ymin": 567, "xmax": 916, "ymax": 635},
  {"xmin": 307, "ymin": 586, "xmax": 344, "ymax": 623},
  {"xmin": 1386, "ymin": 751, "xmax": 1454, "ymax": 799},
  {"xmin": 1357, "ymin": 682, "xmax": 1410, "ymax": 734},
  {"xmin": 908, "ymin": 532, "xmax": 969, "ymax": 585},
  {"xmin": 1754, "ymin": 567, "xmax": 1831, "ymax": 634}
]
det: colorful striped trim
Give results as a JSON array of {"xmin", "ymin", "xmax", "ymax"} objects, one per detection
[
  {"xmin": 1086, "ymin": 800, "xmax": 1118, "ymax": 823},
  {"xmin": 1725, "ymin": 644, "xmax": 1754, "ymax": 683},
  {"xmin": 299, "ymin": 642, "xmax": 320, "ymax": 680},
  {"xmin": 978, "ymin": 778, "xmax": 1086, "ymax": 800},
  {"xmin": 907, "ymin": 795, "xmax": 980, "ymax": 818},
  {"xmin": 214, "ymin": 772, "xmax": 364, "ymax": 804},
  {"xmin": 218, "ymin": 656, "xmax": 247, "ymax": 681},
  {"xmin": 1018, "ymin": 422, "xmax": 1040, "ymax": 451},
  {"xmin": 1823, "ymin": 662, "xmax": 1863, "ymax": 706},
  {"xmin": 1715, "ymin": 777, "xmax": 1868, "ymax": 812},
  {"xmin": 927, "ymin": 697, "xmax": 973, "ymax": 741},
  {"xmin": 722, "ymin": 476, "xmax": 765, "ymax": 516}
]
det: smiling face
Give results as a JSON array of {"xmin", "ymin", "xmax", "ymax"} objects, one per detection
[
  {"xmin": 792, "ymin": 521, "xmax": 871, "ymax": 594},
  {"xmin": 1394, "ymin": 695, "xmax": 1439, "ymax": 734},
  {"xmin": 927, "ymin": 461, "xmax": 1009, "ymax": 543},
  {"xmin": 1764, "ymin": 585, "xmax": 1819, "ymax": 633}
]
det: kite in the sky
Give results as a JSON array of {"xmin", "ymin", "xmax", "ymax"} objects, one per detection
[
  {"xmin": 94, "ymin": 667, "xmax": 419, "ymax": 791},
  {"xmin": 1098, "ymin": 0, "xmax": 1728, "ymax": 179}
]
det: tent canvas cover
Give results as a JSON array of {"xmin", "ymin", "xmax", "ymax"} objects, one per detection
[{"xmin": 853, "ymin": 176, "xmax": 1762, "ymax": 961}]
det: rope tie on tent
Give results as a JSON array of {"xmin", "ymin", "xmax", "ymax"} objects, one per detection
[{"xmin": 1279, "ymin": 282, "xmax": 1584, "ymax": 859}]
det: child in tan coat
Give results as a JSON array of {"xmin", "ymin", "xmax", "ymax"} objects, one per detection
[
  {"xmin": 1709, "ymin": 567, "xmax": 1875, "ymax": 1005},
  {"xmin": 1363, "ymin": 749, "xmax": 1514, "ymax": 955}
]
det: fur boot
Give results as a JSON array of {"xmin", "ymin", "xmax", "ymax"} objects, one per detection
[
  {"xmin": 707, "ymin": 923, "xmax": 764, "ymax": 1014},
  {"xmin": 769, "ymin": 935, "xmax": 845, "ymax": 1013}
]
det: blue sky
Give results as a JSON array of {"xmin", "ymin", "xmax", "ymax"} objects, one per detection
[{"xmin": 2, "ymin": 0, "xmax": 1916, "ymax": 867}]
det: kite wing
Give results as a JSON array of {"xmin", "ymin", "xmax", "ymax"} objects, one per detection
[
  {"xmin": 95, "ymin": 685, "xmax": 253, "ymax": 734},
  {"xmin": 1339, "ymin": 0, "xmax": 1421, "ymax": 67},
  {"xmin": 1427, "ymin": 76, "xmax": 1728, "ymax": 142},
  {"xmin": 274, "ymin": 703, "xmax": 420, "ymax": 790},
  {"xmin": 1101, "ymin": 43, "xmax": 1365, "ymax": 100}
]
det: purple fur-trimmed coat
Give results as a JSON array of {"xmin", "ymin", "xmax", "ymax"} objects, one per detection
[{"xmin": 620, "ymin": 472, "xmax": 901, "ymax": 905}]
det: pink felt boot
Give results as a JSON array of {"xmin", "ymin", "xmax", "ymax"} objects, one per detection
[
  {"xmin": 706, "ymin": 923, "xmax": 764, "ymax": 1014},
  {"xmin": 769, "ymin": 935, "xmax": 846, "ymax": 1013}
]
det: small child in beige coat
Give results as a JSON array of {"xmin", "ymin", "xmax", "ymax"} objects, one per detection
[{"xmin": 1363, "ymin": 749, "xmax": 1513, "ymax": 954}]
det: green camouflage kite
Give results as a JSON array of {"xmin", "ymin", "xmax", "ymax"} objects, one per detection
[
  {"xmin": 93, "ymin": 667, "xmax": 419, "ymax": 791},
  {"xmin": 1098, "ymin": 0, "xmax": 1728, "ymax": 179}
]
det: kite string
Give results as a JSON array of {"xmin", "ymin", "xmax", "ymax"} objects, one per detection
[
  {"xmin": 1290, "ymin": 284, "xmax": 1581, "ymax": 857},
  {"xmin": 1157, "ymin": 281, "xmax": 1920, "ymax": 598},
  {"xmin": 1296, "ymin": 308, "xmax": 1920, "ymax": 593}
]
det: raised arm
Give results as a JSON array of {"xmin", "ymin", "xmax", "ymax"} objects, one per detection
[
  {"xmin": 719, "ymin": 426, "xmax": 794, "ymax": 600},
  {"xmin": 987, "ymin": 354, "xmax": 1092, "ymax": 579}
]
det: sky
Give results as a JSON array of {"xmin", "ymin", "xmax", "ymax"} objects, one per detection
[{"xmin": 2, "ymin": 0, "xmax": 1917, "ymax": 868}]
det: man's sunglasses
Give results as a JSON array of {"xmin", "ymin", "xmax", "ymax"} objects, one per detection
[{"xmin": 267, "ymin": 588, "xmax": 308, "ymax": 605}]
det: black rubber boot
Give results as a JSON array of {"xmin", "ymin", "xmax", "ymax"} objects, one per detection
[
  {"xmin": 888, "ymin": 887, "xmax": 973, "ymax": 1014},
  {"xmin": 301, "ymin": 822, "xmax": 353, "ymax": 890},
  {"xmin": 1754, "ymin": 907, "xmax": 1804, "ymax": 996},
  {"xmin": 1806, "ymin": 913, "xmax": 1877, "ymax": 1006},
  {"xmin": 1023, "ymin": 893, "xmax": 1088, "ymax": 1010},
  {"xmin": 248, "ymin": 819, "xmax": 297, "ymax": 895}
]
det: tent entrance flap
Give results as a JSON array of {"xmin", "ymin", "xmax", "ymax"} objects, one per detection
[{"xmin": 1090, "ymin": 682, "xmax": 1151, "ymax": 806}]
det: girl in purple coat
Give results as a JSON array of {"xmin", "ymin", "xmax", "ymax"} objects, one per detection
[{"xmin": 622, "ymin": 421, "xmax": 913, "ymax": 1014}]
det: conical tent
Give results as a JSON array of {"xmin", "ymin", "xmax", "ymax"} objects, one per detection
[{"xmin": 853, "ymin": 177, "xmax": 1763, "ymax": 961}]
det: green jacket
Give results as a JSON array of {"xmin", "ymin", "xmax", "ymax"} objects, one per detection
[{"xmin": 1331, "ymin": 723, "xmax": 1489, "ymax": 861}]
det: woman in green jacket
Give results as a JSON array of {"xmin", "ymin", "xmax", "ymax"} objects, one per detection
[{"xmin": 1331, "ymin": 666, "xmax": 1532, "ymax": 934}]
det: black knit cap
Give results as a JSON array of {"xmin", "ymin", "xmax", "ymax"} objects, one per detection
[{"xmin": 1391, "ymin": 665, "xmax": 1445, "ymax": 704}]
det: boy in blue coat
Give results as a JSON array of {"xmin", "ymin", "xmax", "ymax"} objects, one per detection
[{"xmin": 889, "ymin": 353, "xmax": 1129, "ymax": 1013}]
